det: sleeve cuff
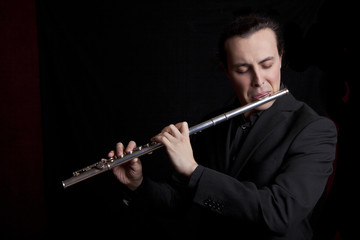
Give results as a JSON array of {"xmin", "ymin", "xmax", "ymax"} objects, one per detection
[
  {"xmin": 188, "ymin": 165, "xmax": 204, "ymax": 189},
  {"xmin": 120, "ymin": 178, "xmax": 146, "ymax": 206}
]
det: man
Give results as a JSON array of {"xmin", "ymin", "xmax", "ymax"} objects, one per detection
[{"xmin": 109, "ymin": 14, "xmax": 337, "ymax": 239}]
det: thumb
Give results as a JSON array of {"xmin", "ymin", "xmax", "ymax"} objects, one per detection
[{"xmin": 129, "ymin": 158, "xmax": 142, "ymax": 170}]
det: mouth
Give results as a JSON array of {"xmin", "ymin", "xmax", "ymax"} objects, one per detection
[{"xmin": 252, "ymin": 91, "xmax": 271, "ymax": 100}]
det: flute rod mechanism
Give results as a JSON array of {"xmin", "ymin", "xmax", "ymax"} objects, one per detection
[{"xmin": 62, "ymin": 88, "xmax": 289, "ymax": 188}]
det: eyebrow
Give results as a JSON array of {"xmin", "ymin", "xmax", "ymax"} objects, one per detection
[
  {"xmin": 259, "ymin": 56, "xmax": 274, "ymax": 64},
  {"xmin": 232, "ymin": 56, "xmax": 274, "ymax": 68}
]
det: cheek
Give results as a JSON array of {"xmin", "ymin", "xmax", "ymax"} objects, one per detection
[
  {"xmin": 229, "ymin": 72, "xmax": 250, "ymax": 89},
  {"xmin": 266, "ymin": 67, "xmax": 281, "ymax": 90},
  {"xmin": 228, "ymin": 74, "xmax": 250, "ymax": 103}
]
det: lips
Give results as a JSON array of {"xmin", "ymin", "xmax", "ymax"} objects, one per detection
[{"xmin": 252, "ymin": 91, "xmax": 271, "ymax": 100}]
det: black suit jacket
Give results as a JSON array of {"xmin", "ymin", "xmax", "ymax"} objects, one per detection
[{"xmin": 130, "ymin": 92, "xmax": 337, "ymax": 240}]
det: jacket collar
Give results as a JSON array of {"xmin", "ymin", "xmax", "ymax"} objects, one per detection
[{"xmin": 228, "ymin": 91, "xmax": 298, "ymax": 177}]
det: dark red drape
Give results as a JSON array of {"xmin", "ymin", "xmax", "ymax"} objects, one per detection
[{"xmin": 0, "ymin": 0, "xmax": 45, "ymax": 238}]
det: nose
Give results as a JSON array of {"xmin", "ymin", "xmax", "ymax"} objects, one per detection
[{"xmin": 251, "ymin": 68, "xmax": 264, "ymax": 87}]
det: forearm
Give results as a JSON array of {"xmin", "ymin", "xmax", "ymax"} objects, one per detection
[
  {"xmin": 189, "ymin": 118, "xmax": 337, "ymax": 234},
  {"xmin": 129, "ymin": 174, "xmax": 193, "ymax": 214},
  {"xmin": 190, "ymin": 165, "xmax": 322, "ymax": 235}
]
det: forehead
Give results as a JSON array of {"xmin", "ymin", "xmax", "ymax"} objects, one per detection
[{"xmin": 224, "ymin": 28, "xmax": 278, "ymax": 61}]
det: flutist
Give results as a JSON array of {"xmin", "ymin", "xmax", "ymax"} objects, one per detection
[{"xmin": 108, "ymin": 13, "xmax": 337, "ymax": 239}]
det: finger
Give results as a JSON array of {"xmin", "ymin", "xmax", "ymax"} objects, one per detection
[
  {"xmin": 125, "ymin": 140, "xmax": 137, "ymax": 153},
  {"xmin": 176, "ymin": 121, "xmax": 189, "ymax": 136},
  {"xmin": 151, "ymin": 133, "xmax": 171, "ymax": 145},
  {"xmin": 160, "ymin": 125, "xmax": 171, "ymax": 135},
  {"xmin": 116, "ymin": 142, "xmax": 125, "ymax": 157},
  {"xmin": 164, "ymin": 131, "xmax": 176, "ymax": 141},
  {"xmin": 168, "ymin": 124, "xmax": 181, "ymax": 138},
  {"xmin": 129, "ymin": 158, "xmax": 141, "ymax": 169},
  {"xmin": 151, "ymin": 133, "xmax": 161, "ymax": 143},
  {"xmin": 108, "ymin": 150, "xmax": 115, "ymax": 158},
  {"xmin": 151, "ymin": 124, "xmax": 177, "ymax": 143}
]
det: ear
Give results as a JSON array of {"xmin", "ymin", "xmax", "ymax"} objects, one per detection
[{"xmin": 279, "ymin": 51, "xmax": 284, "ymax": 68}]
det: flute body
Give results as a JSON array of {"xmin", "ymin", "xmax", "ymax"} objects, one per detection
[{"xmin": 62, "ymin": 88, "xmax": 289, "ymax": 188}]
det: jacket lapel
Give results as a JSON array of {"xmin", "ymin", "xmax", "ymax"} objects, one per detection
[{"xmin": 228, "ymin": 93, "xmax": 295, "ymax": 177}]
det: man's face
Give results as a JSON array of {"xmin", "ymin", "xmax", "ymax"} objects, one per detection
[{"xmin": 224, "ymin": 28, "xmax": 282, "ymax": 113}]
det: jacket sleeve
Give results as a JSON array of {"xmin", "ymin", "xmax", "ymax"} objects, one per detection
[
  {"xmin": 190, "ymin": 117, "xmax": 337, "ymax": 235},
  {"xmin": 127, "ymin": 168, "xmax": 197, "ymax": 214}
]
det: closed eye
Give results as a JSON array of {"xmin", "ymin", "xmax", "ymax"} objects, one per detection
[
  {"xmin": 261, "ymin": 62, "xmax": 273, "ymax": 69},
  {"xmin": 259, "ymin": 56, "xmax": 274, "ymax": 70},
  {"xmin": 236, "ymin": 66, "xmax": 249, "ymax": 74}
]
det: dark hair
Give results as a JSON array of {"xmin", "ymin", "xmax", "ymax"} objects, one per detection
[{"xmin": 218, "ymin": 13, "xmax": 284, "ymax": 68}]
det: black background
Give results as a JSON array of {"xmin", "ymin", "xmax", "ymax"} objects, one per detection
[{"xmin": 35, "ymin": 0, "xmax": 356, "ymax": 239}]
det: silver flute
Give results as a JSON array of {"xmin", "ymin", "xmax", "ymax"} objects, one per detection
[{"xmin": 62, "ymin": 88, "xmax": 289, "ymax": 188}]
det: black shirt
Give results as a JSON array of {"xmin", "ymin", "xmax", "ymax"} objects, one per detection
[{"xmin": 228, "ymin": 111, "xmax": 262, "ymax": 170}]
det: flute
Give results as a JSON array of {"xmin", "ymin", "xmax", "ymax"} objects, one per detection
[{"xmin": 62, "ymin": 88, "xmax": 289, "ymax": 188}]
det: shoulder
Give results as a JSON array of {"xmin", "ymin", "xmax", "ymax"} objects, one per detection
[
  {"xmin": 275, "ymin": 92, "xmax": 325, "ymax": 123},
  {"xmin": 275, "ymin": 93, "xmax": 337, "ymax": 139}
]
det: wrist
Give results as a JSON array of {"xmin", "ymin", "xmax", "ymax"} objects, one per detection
[
  {"xmin": 126, "ymin": 176, "xmax": 143, "ymax": 191},
  {"xmin": 183, "ymin": 162, "xmax": 198, "ymax": 178}
]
